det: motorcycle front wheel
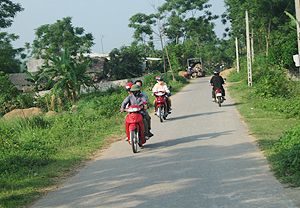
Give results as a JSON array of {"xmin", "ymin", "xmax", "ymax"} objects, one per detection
[
  {"xmin": 130, "ymin": 130, "xmax": 138, "ymax": 153},
  {"xmin": 158, "ymin": 106, "xmax": 164, "ymax": 122}
]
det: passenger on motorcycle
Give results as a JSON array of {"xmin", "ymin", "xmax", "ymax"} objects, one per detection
[
  {"xmin": 210, "ymin": 70, "xmax": 226, "ymax": 102},
  {"xmin": 152, "ymin": 76, "xmax": 172, "ymax": 113},
  {"xmin": 134, "ymin": 79, "xmax": 152, "ymax": 135},
  {"xmin": 120, "ymin": 84, "xmax": 153, "ymax": 139}
]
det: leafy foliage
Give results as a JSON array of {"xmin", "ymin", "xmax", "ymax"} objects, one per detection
[
  {"xmin": 0, "ymin": 32, "xmax": 25, "ymax": 73},
  {"xmin": 104, "ymin": 43, "xmax": 146, "ymax": 80},
  {"xmin": 0, "ymin": 0, "xmax": 24, "ymax": 29},
  {"xmin": 43, "ymin": 50, "xmax": 95, "ymax": 101},
  {"xmin": 30, "ymin": 16, "xmax": 94, "ymax": 59},
  {"xmin": 270, "ymin": 125, "xmax": 300, "ymax": 186},
  {"xmin": 0, "ymin": 72, "xmax": 36, "ymax": 116}
]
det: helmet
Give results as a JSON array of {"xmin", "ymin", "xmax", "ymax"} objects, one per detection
[
  {"xmin": 125, "ymin": 83, "xmax": 134, "ymax": 91},
  {"xmin": 213, "ymin": 70, "xmax": 219, "ymax": 75},
  {"xmin": 130, "ymin": 84, "xmax": 141, "ymax": 92},
  {"xmin": 155, "ymin": 75, "xmax": 164, "ymax": 81}
]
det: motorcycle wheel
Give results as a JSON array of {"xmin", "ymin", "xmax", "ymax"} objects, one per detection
[
  {"xmin": 217, "ymin": 96, "xmax": 222, "ymax": 107},
  {"xmin": 158, "ymin": 106, "xmax": 164, "ymax": 122},
  {"xmin": 130, "ymin": 130, "xmax": 138, "ymax": 153}
]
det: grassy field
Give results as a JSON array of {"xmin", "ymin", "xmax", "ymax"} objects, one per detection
[{"xmin": 0, "ymin": 74, "xmax": 189, "ymax": 208}]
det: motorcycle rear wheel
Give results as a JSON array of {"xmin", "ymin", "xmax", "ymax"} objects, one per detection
[
  {"xmin": 217, "ymin": 96, "xmax": 222, "ymax": 107},
  {"xmin": 130, "ymin": 130, "xmax": 138, "ymax": 153}
]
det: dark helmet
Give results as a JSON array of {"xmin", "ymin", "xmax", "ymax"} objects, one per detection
[
  {"xmin": 155, "ymin": 75, "xmax": 164, "ymax": 81},
  {"xmin": 130, "ymin": 84, "xmax": 141, "ymax": 96},
  {"xmin": 213, "ymin": 70, "xmax": 220, "ymax": 75},
  {"xmin": 125, "ymin": 83, "xmax": 134, "ymax": 91}
]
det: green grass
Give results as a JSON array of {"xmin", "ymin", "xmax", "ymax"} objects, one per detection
[
  {"xmin": 0, "ymin": 74, "xmax": 189, "ymax": 208},
  {"xmin": 227, "ymin": 80, "xmax": 300, "ymax": 187}
]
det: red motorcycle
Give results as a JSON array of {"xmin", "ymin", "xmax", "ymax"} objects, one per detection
[
  {"xmin": 214, "ymin": 88, "xmax": 224, "ymax": 107},
  {"xmin": 125, "ymin": 104, "xmax": 146, "ymax": 153},
  {"xmin": 153, "ymin": 91, "xmax": 169, "ymax": 122}
]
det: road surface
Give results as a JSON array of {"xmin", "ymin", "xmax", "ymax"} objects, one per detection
[{"xmin": 32, "ymin": 77, "xmax": 298, "ymax": 207}]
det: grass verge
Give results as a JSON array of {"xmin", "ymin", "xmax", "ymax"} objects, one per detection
[{"xmin": 227, "ymin": 80, "xmax": 300, "ymax": 187}]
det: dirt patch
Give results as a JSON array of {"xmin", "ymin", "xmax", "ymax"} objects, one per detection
[{"xmin": 220, "ymin": 68, "xmax": 236, "ymax": 79}]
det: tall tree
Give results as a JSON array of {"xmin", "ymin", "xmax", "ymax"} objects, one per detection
[
  {"xmin": 158, "ymin": 0, "xmax": 218, "ymax": 44},
  {"xmin": 0, "ymin": 0, "xmax": 23, "ymax": 29},
  {"xmin": 30, "ymin": 16, "xmax": 94, "ymax": 59},
  {"xmin": 0, "ymin": 0, "xmax": 25, "ymax": 74},
  {"xmin": 0, "ymin": 32, "xmax": 25, "ymax": 73},
  {"xmin": 223, "ymin": 0, "xmax": 294, "ymax": 56}
]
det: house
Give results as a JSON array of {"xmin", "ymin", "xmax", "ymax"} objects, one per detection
[{"xmin": 9, "ymin": 72, "xmax": 38, "ymax": 91}]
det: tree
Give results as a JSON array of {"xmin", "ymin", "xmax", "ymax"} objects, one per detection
[
  {"xmin": 222, "ymin": 0, "xmax": 294, "ymax": 56},
  {"xmin": 158, "ymin": 0, "xmax": 218, "ymax": 44},
  {"xmin": 0, "ymin": 0, "xmax": 24, "ymax": 29},
  {"xmin": 30, "ymin": 17, "xmax": 94, "ymax": 59},
  {"xmin": 0, "ymin": 1, "xmax": 25, "ymax": 74},
  {"xmin": 43, "ymin": 50, "xmax": 94, "ymax": 101},
  {"xmin": 0, "ymin": 32, "xmax": 25, "ymax": 73},
  {"xmin": 104, "ymin": 43, "xmax": 145, "ymax": 80}
]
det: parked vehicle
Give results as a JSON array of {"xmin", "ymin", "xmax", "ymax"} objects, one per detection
[
  {"xmin": 124, "ymin": 104, "xmax": 146, "ymax": 153},
  {"xmin": 153, "ymin": 91, "xmax": 169, "ymax": 122}
]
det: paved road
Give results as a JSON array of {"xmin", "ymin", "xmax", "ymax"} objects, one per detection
[{"xmin": 32, "ymin": 77, "xmax": 298, "ymax": 208}]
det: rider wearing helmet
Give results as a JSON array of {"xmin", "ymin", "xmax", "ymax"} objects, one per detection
[
  {"xmin": 210, "ymin": 70, "xmax": 226, "ymax": 102},
  {"xmin": 125, "ymin": 82, "xmax": 134, "ymax": 92},
  {"xmin": 152, "ymin": 75, "xmax": 172, "ymax": 113},
  {"xmin": 120, "ymin": 84, "xmax": 153, "ymax": 139}
]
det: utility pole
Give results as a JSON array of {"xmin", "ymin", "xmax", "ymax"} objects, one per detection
[
  {"xmin": 235, "ymin": 37, "xmax": 240, "ymax": 73},
  {"xmin": 101, "ymin": 35, "xmax": 104, "ymax": 54},
  {"xmin": 162, "ymin": 26, "xmax": 176, "ymax": 81},
  {"xmin": 295, "ymin": 0, "xmax": 300, "ymax": 76},
  {"xmin": 251, "ymin": 28, "xmax": 254, "ymax": 62},
  {"xmin": 246, "ymin": 10, "xmax": 252, "ymax": 87}
]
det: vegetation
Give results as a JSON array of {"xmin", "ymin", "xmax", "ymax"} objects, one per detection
[
  {"xmin": 227, "ymin": 54, "xmax": 300, "ymax": 187},
  {"xmin": 1, "ymin": 0, "xmax": 300, "ymax": 205},
  {"xmin": 0, "ymin": 1, "xmax": 26, "ymax": 74},
  {"xmin": 29, "ymin": 16, "xmax": 94, "ymax": 59}
]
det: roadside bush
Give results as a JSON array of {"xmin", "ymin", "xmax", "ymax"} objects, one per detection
[{"xmin": 271, "ymin": 125, "xmax": 300, "ymax": 186}]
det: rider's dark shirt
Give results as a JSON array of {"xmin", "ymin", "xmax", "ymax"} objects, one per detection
[{"xmin": 210, "ymin": 75, "xmax": 224, "ymax": 88}]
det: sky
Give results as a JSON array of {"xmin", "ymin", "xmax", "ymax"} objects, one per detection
[{"xmin": 5, "ymin": 0, "xmax": 229, "ymax": 55}]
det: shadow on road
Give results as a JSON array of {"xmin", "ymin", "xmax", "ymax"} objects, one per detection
[
  {"xmin": 37, "ymin": 140, "xmax": 292, "ymax": 208},
  {"xmin": 167, "ymin": 111, "xmax": 224, "ymax": 121},
  {"xmin": 143, "ymin": 130, "xmax": 234, "ymax": 150}
]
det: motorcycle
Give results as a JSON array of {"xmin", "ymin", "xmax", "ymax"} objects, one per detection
[
  {"xmin": 153, "ymin": 91, "xmax": 170, "ymax": 122},
  {"xmin": 124, "ymin": 103, "xmax": 147, "ymax": 153},
  {"xmin": 214, "ymin": 88, "xmax": 224, "ymax": 107}
]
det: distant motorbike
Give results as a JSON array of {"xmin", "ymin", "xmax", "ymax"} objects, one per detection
[
  {"xmin": 214, "ymin": 88, "xmax": 224, "ymax": 107},
  {"xmin": 153, "ymin": 91, "xmax": 169, "ymax": 122},
  {"xmin": 124, "ymin": 104, "xmax": 147, "ymax": 153}
]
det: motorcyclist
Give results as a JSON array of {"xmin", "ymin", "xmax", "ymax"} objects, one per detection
[
  {"xmin": 120, "ymin": 84, "xmax": 153, "ymax": 139},
  {"xmin": 134, "ymin": 79, "xmax": 152, "ymax": 135},
  {"xmin": 152, "ymin": 75, "xmax": 172, "ymax": 113},
  {"xmin": 210, "ymin": 70, "xmax": 226, "ymax": 102}
]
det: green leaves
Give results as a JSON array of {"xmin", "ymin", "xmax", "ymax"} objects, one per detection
[
  {"xmin": 31, "ymin": 17, "xmax": 94, "ymax": 58},
  {"xmin": 44, "ymin": 50, "xmax": 94, "ymax": 101}
]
